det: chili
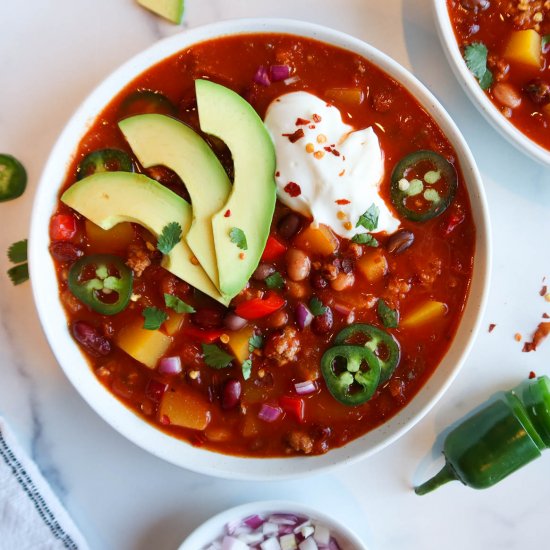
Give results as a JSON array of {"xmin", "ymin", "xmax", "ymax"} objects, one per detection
[
  {"xmin": 234, "ymin": 291, "xmax": 286, "ymax": 320},
  {"xmin": 68, "ymin": 254, "xmax": 133, "ymax": 315},
  {"xmin": 0, "ymin": 153, "xmax": 27, "ymax": 202}
]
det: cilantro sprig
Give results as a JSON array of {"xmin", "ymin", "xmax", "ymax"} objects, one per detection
[
  {"xmin": 164, "ymin": 293, "xmax": 195, "ymax": 313},
  {"xmin": 248, "ymin": 333, "xmax": 264, "ymax": 353},
  {"xmin": 157, "ymin": 222, "xmax": 182, "ymax": 254},
  {"xmin": 229, "ymin": 227, "xmax": 248, "ymax": 250},
  {"xmin": 377, "ymin": 299, "xmax": 399, "ymax": 329},
  {"xmin": 7, "ymin": 239, "xmax": 29, "ymax": 285},
  {"xmin": 309, "ymin": 296, "xmax": 328, "ymax": 316},
  {"xmin": 464, "ymin": 43, "xmax": 493, "ymax": 91},
  {"xmin": 202, "ymin": 343, "xmax": 233, "ymax": 369},
  {"xmin": 352, "ymin": 233, "xmax": 379, "ymax": 247},
  {"xmin": 356, "ymin": 203, "xmax": 379, "ymax": 232},
  {"xmin": 142, "ymin": 307, "xmax": 168, "ymax": 330},
  {"xmin": 265, "ymin": 271, "xmax": 285, "ymax": 289}
]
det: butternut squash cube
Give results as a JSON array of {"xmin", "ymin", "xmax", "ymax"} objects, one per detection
[
  {"xmin": 325, "ymin": 87, "xmax": 364, "ymax": 106},
  {"xmin": 542, "ymin": 103, "xmax": 550, "ymax": 118},
  {"xmin": 401, "ymin": 300, "xmax": 448, "ymax": 328},
  {"xmin": 158, "ymin": 387, "xmax": 211, "ymax": 430},
  {"xmin": 294, "ymin": 224, "xmax": 339, "ymax": 256},
  {"xmin": 228, "ymin": 326, "xmax": 254, "ymax": 364},
  {"xmin": 357, "ymin": 249, "xmax": 388, "ymax": 283},
  {"xmin": 115, "ymin": 321, "xmax": 172, "ymax": 369},
  {"xmin": 504, "ymin": 30, "xmax": 541, "ymax": 68},
  {"xmin": 164, "ymin": 312, "xmax": 185, "ymax": 336},
  {"xmin": 85, "ymin": 220, "xmax": 134, "ymax": 254}
]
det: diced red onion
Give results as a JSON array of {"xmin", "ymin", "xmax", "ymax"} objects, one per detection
[
  {"xmin": 294, "ymin": 380, "xmax": 316, "ymax": 395},
  {"xmin": 262, "ymin": 522, "xmax": 279, "ymax": 537},
  {"xmin": 284, "ymin": 75, "xmax": 301, "ymax": 86},
  {"xmin": 333, "ymin": 302, "xmax": 353, "ymax": 316},
  {"xmin": 299, "ymin": 537, "xmax": 318, "ymax": 550},
  {"xmin": 295, "ymin": 302, "xmax": 313, "ymax": 329},
  {"xmin": 158, "ymin": 356, "xmax": 182, "ymax": 375},
  {"xmin": 270, "ymin": 65, "xmax": 291, "ymax": 82},
  {"xmin": 243, "ymin": 515, "xmax": 265, "ymax": 530},
  {"xmin": 253, "ymin": 65, "xmax": 271, "ymax": 86},
  {"xmin": 258, "ymin": 403, "xmax": 283, "ymax": 423},
  {"xmin": 224, "ymin": 313, "xmax": 248, "ymax": 331},
  {"xmin": 261, "ymin": 538, "xmax": 281, "ymax": 550},
  {"xmin": 328, "ymin": 538, "xmax": 342, "ymax": 550},
  {"xmin": 268, "ymin": 514, "xmax": 302, "ymax": 525},
  {"xmin": 221, "ymin": 536, "xmax": 248, "ymax": 550},
  {"xmin": 313, "ymin": 524, "xmax": 330, "ymax": 545}
]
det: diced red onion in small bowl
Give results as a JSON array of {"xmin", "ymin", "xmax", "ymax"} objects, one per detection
[
  {"xmin": 258, "ymin": 404, "xmax": 283, "ymax": 423},
  {"xmin": 294, "ymin": 380, "xmax": 316, "ymax": 395},
  {"xmin": 203, "ymin": 512, "xmax": 343, "ymax": 550},
  {"xmin": 295, "ymin": 303, "xmax": 313, "ymax": 329},
  {"xmin": 158, "ymin": 356, "xmax": 182, "ymax": 375},
  {"xmin": 253, "ymin": 65, "xmax": 271, "ymax": 86},
  {"xmin": 270, "ymin": 65, "xmax": 291, "ymax": 82}
]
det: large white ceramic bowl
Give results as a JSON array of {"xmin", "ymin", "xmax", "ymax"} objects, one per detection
[
  {"xmin": 432, "ymin": 0, "xmax": 550, "ymax": 167},
  {"xmin": 29, "ymin": 18, "xmax": 491, "ymax": 480},
  {"xmin": 178, "ymin": 500, "xmax": 368, "ymax": 550}
]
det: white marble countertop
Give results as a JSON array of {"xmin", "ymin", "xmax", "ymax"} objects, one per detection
[{"xmin": 1, "ymin": 1, "xmax": 549, "ymax": 549}]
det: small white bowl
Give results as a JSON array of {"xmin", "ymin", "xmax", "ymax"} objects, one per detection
[
  {"xmin": 178, "ymin": 500, "xmax": 368, "ymax": 550},
  {"xmin": 432, "ymin": 0, "xmax": 550, "ymax": 167},
  {"xmin": 29, "ymin": 18, "xmax": 491, "ymax": 479}
]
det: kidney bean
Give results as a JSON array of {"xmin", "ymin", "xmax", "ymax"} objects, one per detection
[
  {"xmin": 523, "ymin": 79, "xmax": 550, "ymax": 105},
  {"xmin": 310, "ymin": 272, "xmax": 328, "ymax": 290},
  {"xmin": 192, "ymin": 307, "xmax": 223, "ymax": 329},
  {"xmin": 311, "ymin": 307, "xmax": 333, "ymax": 335},
  {"xmin": 49, "ymin": 242, "xmax": 84, "ymax": 262},
  {"xmin": 493, "ymin": 83, "xmax": 522, "ymax": 109},
  {"xmin": 278, "ymin": 213, "xmax": 302, "ymax": 239},
  {"xmin": 223, "ymin": 313, "xmax": 248, "ymax": 331},
  {"xmin": 387, "ymin": 230, "xmax": 415, "ymax": 254},
  {"xmin": 221, "ymin": 379, "xmax": 242, "ymax": 410},
  {"xmin": 252, "ymin": 262, "xmax": 275, "ymax": 281},
  {"xmin": 286, "ymin": 248, "xmax": 311, "ymax": 281},
  {"xmin": 72, "ymin": 321, "xmax": 111, "ymax": 356}
]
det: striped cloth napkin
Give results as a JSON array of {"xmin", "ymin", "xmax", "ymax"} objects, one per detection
[{"xmin": 0, "ymin": 417, "xmax": 88, "ymax": 550}]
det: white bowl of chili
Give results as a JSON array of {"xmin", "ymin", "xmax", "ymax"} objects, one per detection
[
  {"xmin": 433, "ymin": 0, "xmax": 550, "ymax": 167},
  {"xmin": 30, "ymin": 18, "xmax": 491, "ymax": 479}
]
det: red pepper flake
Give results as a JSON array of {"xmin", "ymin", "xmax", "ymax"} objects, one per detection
[
  {"xmin": 335, "ymin": 199, "xmax": 351, "ymax": 205},
  {"xmin": 324, "ymin": 146, "xmax": 332, "ymax": 152},
  {"xmin": 275, "ymin": 171, "xmax": 280, "ymax": 177},
  {"xmin": 543, "ymin": 313, "xmax": 550, "ymax": 319},
  {"xmin": 295, "ymin": 117, "xmax": 310, "ymax": 125},
  {"xmin": 332, "ymin": 149, "xmax": 341, "ymax": 157},
  {"xmin": 224, "ymin": 209, "xmax": 231, "ymax": 217},
  {"xmin": 312, "ymin": 113, "xmax": 322, "ymax": 123},
  {"xmin": 282, "ymin": 128, "xmax": 305, "ymax": 143},
  {"xmin": 540, "ymin": 285, "xmax": 548, "ymax": 297},
  {"xmin": 522, "ymin": 322, "xmax": 550, "ymax": 352},
  {"xmin": 239, "ymin": 252, "xmax": 246, "ymax": 260},
  {"xmin": 488, "ymin": 323, "xmax": 496, "ymax": 333},
  {"xmin": 160, "ymin": 414, "xmax": 171, "ymax": 425},
  {"xmin": 309, "ymin": 125, "xmax": 316, "ymax": 129},
  {"xmin": 529, "ymin": 371, "xmax": 537, "ymax": 379},
  {"xmin": 284, "ymin": 181, "xmax": 301, "ymax": 197},
  {"xmin": 339, "ymin": 169, "xmax": 346, "ymax": 177}
]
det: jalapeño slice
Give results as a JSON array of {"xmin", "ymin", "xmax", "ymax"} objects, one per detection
[
  {"xmin": 321, "ymin": 345, "xmax": 381, "ymax": 406},
  {"xmin": 390, "ymin": 150, "xmax": 457, "ymax": 222},
  {"xmin": 0, "ymin": 154, "xmax": 27, "ymax": 202},
  {"xmin": 77, "ymin": 149, "xmax": 134, "ymax": 180},
  {"xmin": 119, "ymin": 90, "xmax": 177, "ymax": 118},
  {"xmin": 334, "ymin": 323, "xmax": 400, "ymax": 384},
  {"xmin": 68, "ymin": 254, "xmax": 133, "ymax": 315}
]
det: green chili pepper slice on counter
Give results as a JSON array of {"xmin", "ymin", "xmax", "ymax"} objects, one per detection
[
  {"xmin": 0, "ymin": 154, "xmax": 27, "ymax": 202},
  {"xmin": 68, "ymin": 254, "xmax": 133, "ymax": 315}
]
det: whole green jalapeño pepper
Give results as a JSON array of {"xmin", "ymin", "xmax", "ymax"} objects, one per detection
[
  {"xmin": 321, "ymin": 345, "xmax": 381, "ymax": 406},
  {"xmin": 68, "ymin": 254, "xmax": 133, "ymax": 315},
  {"xmin": 415, "ymin": 376, "xmax": 550, "ymax": 494}
]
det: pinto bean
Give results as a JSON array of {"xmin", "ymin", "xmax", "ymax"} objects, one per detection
[
  {"xmin": 286, "ymin": 248, "xmax": 311, "ymax": 281},
  {"xmin": 330, "ymin": 272, "xmax": 355, "ymax": 291},
  {"xmin": 266, "ymin": 309, "xmax": 289, "ymax": 329},
  {"xmin": 493, "ymin": 83, "xmax": 522, "ymax": 109},
  {"xmin": 252, "ymin": 262, "xmax": 275, "ymax": 281}
]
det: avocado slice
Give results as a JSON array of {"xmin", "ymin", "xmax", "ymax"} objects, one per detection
[
  {"xmin": 196, "ymin": 79, "xmax": 277, "ymax": 298},
  {"xmin": 119, "ymin": 114, "xmax": 231, "ymax": 291},
  {"xmin": 136, "ymin": 0, "xmax": 184, "ymax": 24},
  {"xmin": 61, "ymin": 171, "xmax": 229, "ymax": 305}
]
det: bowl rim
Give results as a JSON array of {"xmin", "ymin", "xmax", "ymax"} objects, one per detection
[
  {"xmin": 29, "ymin": 17, "xmax": 492, "ymax": 480},
  {"xmin": 432, "ymin": 0, "xmax": 550, "ymax": 168},
  {"xmin": 177, "ymin": 499, "xmax": 368, "ymax": 549}
]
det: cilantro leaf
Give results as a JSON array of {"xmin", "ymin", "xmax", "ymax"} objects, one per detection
[
  {"xmin": 464, "ymin": 43, "xmax": 493, "ymax": 91},
  {"xmin": 229, "ymin": 227, "xmax": 248, "ymax": 250},
  {"xmin": 356, "ymin": 203, "xmax": 379, "ymax": 231},
  {"xmin": 309, "ymin": 296, "xmax": 328, "ymax": 316},
  {"xmin": 202, "ymin": 343, "xmax": 234, "ymax": 369},
  {"xmin": 7, "ymin": 263, "xmax": 29, "ymax": 286},
  {"xmin": 7, "ymin": 239, "xmax": 28, "ymax": 263},
  {"xmin": 542, "ymin": 34, "xmax": 550, "ymax": 51},
  {"xmin": 377, "ymin": 299, "xmax": 398, "ymax": 329},
  {"xmin": 164, "ymin": 293, "xmax": 195, "ymax": 313},
  {"xmin": 248, "ymin": 333, "xmax": 264, "ymax": 353},
  {"xmin": 351, "ymin": 233, "xmax": 379, "ymax": 247},
  {"xmin": 265, "ymin": 271, "xmax": 285, "ymax": 289},
  {"xmin": 242, "ymin": 359, "xmax": 252, "ymax": 380},
  {"xmin": 142, "ymin": 307, "xmax": 168, "ymax": 330},
  {"xmin": 157, "ymin": 222, "xmax": 182, "ymax": 254}
]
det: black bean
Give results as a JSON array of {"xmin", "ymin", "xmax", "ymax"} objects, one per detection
[
  {"xmin": 278, "ymin": 213, "xmax": 302, "ymax": 239},
  {"xmin": 310, "ymin": 272, "xmax": 328, "ymax": 290},
  {"xmin": 252, "ymin": 262, "xmax": 276, "ymax": 281},
  {"xmin": 387, "ymin": 230, "xmax": 415, "ymax": 254},
  {"xmin": 72, "ymin": 321, "xmax": 111, "ymax": 356},
  {"xmin": 49, "ymin": 242, "xmax": 84, "ymax": 262}
]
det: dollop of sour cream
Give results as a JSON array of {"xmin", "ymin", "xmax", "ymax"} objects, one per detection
[{"xmin": 264, "ymin": 91, "xmax": 400, "ymax": 239}]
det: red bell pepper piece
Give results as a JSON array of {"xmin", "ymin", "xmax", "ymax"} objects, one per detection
[
  {"xmin": 280, "ymin": 395, "xmax": 305, "ymax": 423},
  {"xmin": 50, "ymin": 213, "xmax": 78, "ymax": 241},
  {"xmin": 183, "ymin": 326, "xmax": 224, "ymax": 343},
  {"xmin": 235, "ymin": 291, "xmax": 286, "ymax": 320},
  {"xmin": 261, "ymin": 235, "xmax": 287, "ymax": 261}
]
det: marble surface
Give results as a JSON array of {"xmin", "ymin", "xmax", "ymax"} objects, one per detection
[{"xmin": 1, "ymin": 1, "xmax": 549, "ymax": 549}]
